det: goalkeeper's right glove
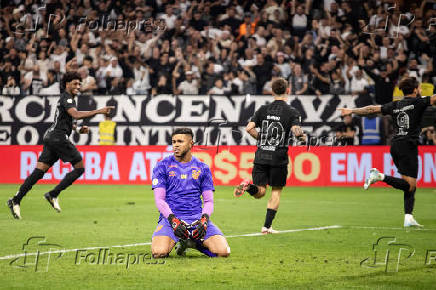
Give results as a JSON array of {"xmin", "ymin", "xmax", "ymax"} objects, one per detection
[{"xmin": 168, "ymin": 214, "xmax": 189, "ymax": 239}]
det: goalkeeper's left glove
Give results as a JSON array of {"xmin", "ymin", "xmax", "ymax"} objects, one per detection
[{"xmin": 192, "ymin": 214, "xmax": 209, "ymax": 240}]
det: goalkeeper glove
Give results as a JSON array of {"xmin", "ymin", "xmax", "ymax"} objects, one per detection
[
  {"xmin": 168, "ymin": 214, "xmax": 189, "ymax": 239},
  {"xmin": 192, "ymin": 214, "xmax": 209, "ymax": 240}
]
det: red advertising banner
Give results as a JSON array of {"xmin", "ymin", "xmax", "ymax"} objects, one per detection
[{"xmin": 0, "ymin": 145, "xmax": 436, "ymax": 187}]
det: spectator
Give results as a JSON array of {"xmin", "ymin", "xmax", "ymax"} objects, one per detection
[
  {"xmin": 105, "ymin": 57, "xmax": 123, "ymax": 79},
  {"xmin": 153, "ymin": 75, "xmax": 172, "ymax": 95},
  {"xmin": 252, "ymin": 53, "xmax": 273, "ymax": 94},
  {"xmin": 336, "ymin": 114, "xmax": 360, "ymax": 146},
  {"xmin": 330, "ymin": 68, "xmax": 346, "ymax": 95},
  {"xmin": 22, "ymin": 65, "xmax": 45, "ymax": 95},
  {"xmin": 176, "ymin": 71, "xmax": 199, "ymax": 95},
  {"xmin": 275, "ymin": 52, "xmax": 291, "ymax": 79},
  {"xmin": 220, "ymin": 7, "xmax": 242, "ymax": 35},
  {"xmin": 39, "ymin": 70, "xmax": 60, "ymax": 95},
  {"xmin": 208, "ymin": 79, "xmax": 229, "ymax": 95},
  {"xmin": 78, "ymin": 67, "xmax": 97, "ymax": 95},
  {"xmin": 289, "ymin": 63, "xmax": 308, "ymax": 95},
  {"xmin": 2, "ymin": 76, "xmax": 20, "ymax": 95},
  {"xmin": 359, "ymin": 59, "xmax": 399, "ymax": 105},
  {"xmin": 421, "ymin": 126, "xmax": 436, "ymax": 145},
  {"xmin": 240, "ymin": 67, "xmax": 257, "ymax": 95},
  {"xmin": 348, "ymin": 69, "xmax": 369, "ymax": 95},
  {"xmin": 311, "ymin": 62, "xmax": 330, "ymax": 96},
  {"xmin": 291, "ymin": 4, "xmax": 308, "ymax": 39},
  {"xmin": 237, "ymin": 13, "xmax": 256, "ymax": 41}
]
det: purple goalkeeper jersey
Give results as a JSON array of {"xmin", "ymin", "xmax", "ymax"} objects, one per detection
[{"xmin": 152, "ymin": 155, "xmax": 214, "ymax": 220}]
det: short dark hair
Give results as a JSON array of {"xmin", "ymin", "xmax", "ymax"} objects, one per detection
[
  {"xmin": 272, "ymin": 78, "xmax": 288, "ymax": 95},
  {"xmin": 399, "ymin": 77, "xmax": 419, "ymax": 95},
  {"xmin": 172, "ymin": 128, "xmax": 194, "ymax": 138},
  {"xmin": 62, "ymin": 71, "xmax": 81, "ymax": 89}
]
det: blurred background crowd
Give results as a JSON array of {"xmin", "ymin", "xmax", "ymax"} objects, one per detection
[{"xmin": 1, "ymin": 0, "xmax": 436, "ymax": 144}]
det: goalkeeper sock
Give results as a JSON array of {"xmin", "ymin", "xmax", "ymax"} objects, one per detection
[
  {"xmin": 404, "ymin": 189, "xmax": 416, "ymax": 214},
  {"xmin": 383, "ymin": 176, "xmax": 410, "ymax": 191},
  {"xmin": 264, "ymin": 208, "xmax": 277, "ymax": 228},
  {"xmin": 13, "ymin": 168, "xmax": 45, "ymax": 203},
  {"xmin": 246, "ymin": 184, "xmax": 259, "ymax": 196},
  {"xmin": 195, "ymin": 240, "xmax": 217, "ymax": 258}
]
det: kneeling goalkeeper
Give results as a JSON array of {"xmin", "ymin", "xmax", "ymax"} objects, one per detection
[{"xmin": 151, "ymin": 128, "xmax": 230, "ymax": 258}]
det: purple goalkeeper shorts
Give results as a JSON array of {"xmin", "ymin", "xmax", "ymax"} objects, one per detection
[{"xmin": 152, "ymin": 216, "xmax": 224, "ymax": 243}]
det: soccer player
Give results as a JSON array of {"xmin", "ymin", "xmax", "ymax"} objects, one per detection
[
  {"xmin": 151, "ymin": 128, "xmax": 230, "ymax": 258},
  {"xmin": 233, "ymin": 78, "xmax": 305, "ymax": 234},
  {"xmin": 338, "ymin": 77, "xmax": 436, "ymax": 227},
  {"xmin": 7, "ymin": 71, "xmax": 114, "ymax": 219}
]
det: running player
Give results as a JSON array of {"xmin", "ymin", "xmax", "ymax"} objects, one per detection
[
  {"xmin": 7, "ymin": 71, "xmax": 114, "ymax": 219},
  {"xmin": 151, "ymin": 128, "xmax": 230, "ymax": 258},
  {"xmin": 338, "ymin": 77, "xmax": 436, "ymax": 227},
  {"xmin": 233, "ymin": 78, "xmax": 305, "ymax": 234}
]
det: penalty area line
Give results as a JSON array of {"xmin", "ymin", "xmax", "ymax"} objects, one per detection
[{"xmin": 0, "ymin": 225, "xmax": 342, "ymax": 261}]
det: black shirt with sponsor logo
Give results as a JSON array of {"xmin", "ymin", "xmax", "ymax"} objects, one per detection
[
  {"xmin": 251, "ymin": 100, "xmax": 301, "ymax": 165},
  {"xmin": 381, "ymin": 96, "xmax": 431, "ymax": 142},
  {"xmin": 47, "ymin": 91, "xmax": 77, "ymax": 136}
]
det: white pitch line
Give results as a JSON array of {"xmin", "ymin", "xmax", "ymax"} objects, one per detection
[
  {"xmin": 348, "ymin": 226, "xmax": 436, "ymax": 231},
  {"xmin": 226, "ymin": 225, "xmax": 342, "ymax": 238},
  {"xmin": 0, "ymin": 225, "xmax": 341, "ymax": 261}
]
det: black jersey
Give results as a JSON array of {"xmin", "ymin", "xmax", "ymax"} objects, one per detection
[
  {"xmin": 251, "ymin": 100, "xmax": 301, "ymax": 165},
  {"xmin": 381, "ymin": 96, "xmax": 431, "ymax": 142},
  {"xmin": 47, "ymin": 91, "xmax": 77, "ymax": 137}
]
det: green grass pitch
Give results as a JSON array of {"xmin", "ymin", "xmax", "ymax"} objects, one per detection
[{"xmin": 1, "ymin": 184, "xmax": 436, "ymax": 289}]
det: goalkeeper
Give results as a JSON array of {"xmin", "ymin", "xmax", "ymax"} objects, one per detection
[{"xmin": 151, "ymin": 128, "xmax": 230, "ymax": 258}]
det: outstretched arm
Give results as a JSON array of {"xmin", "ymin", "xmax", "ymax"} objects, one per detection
[
  {"xmin": 337, "ymin": 105, "xmax": 381, "ymax": 116},
  {"xmin": 153, "ymin": 187, "xmax": 173, "ymax": 218},
  {"xmin": 67, "ymin": 106, "xmax": 115, "ymax": 120}
]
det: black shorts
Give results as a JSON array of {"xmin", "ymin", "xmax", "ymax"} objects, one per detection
[
  {"xmin": 390, "ymin": 139, "xmax": 418, "ymax": 178},
  {"xmin": 38, "ymin": 131, "xmax": 82, "ymax": 166},
  {"xmin": 252, "ymin": 163, "xmax": 288, "ymax": 187}
]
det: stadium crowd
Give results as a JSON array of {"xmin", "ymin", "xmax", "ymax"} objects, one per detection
[
  {"xmin": 0, "ymin": 0, "xmax": 435, "ymax": 97},
  {"xmin": 0, "ymin": 0, "xmax": 435, "ymax": 145}
]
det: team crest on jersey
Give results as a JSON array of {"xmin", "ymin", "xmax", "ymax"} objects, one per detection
[
  {"xmin": 168, "ymin": 171, "xmax": 176, "ymax": 177},
  {"xmin": 152, "ymin": 178, "xmax": 158, "ymax": 185},
  {"xmin": 192, "ymin": 169, "xmax": 201, "ymax": 180},
  {"xmin": 67, "ymin": 98, "xmax": 73, "ymax": 103},
  {"xmin": 181, "ymin": 174, "xmax": 187, "ymax": 179}
]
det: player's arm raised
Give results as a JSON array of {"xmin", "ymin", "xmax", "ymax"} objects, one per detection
[
  {"xmin": 337, "ymin": 105, "xmax": 381, "ymax": 116},
  {"xmin": 246, "ymin": 121, "xmax": 258, "ymax": 139},
  {"xmin": 67, "ymin": 106, "xmax": 115, "ymax": 120}
]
